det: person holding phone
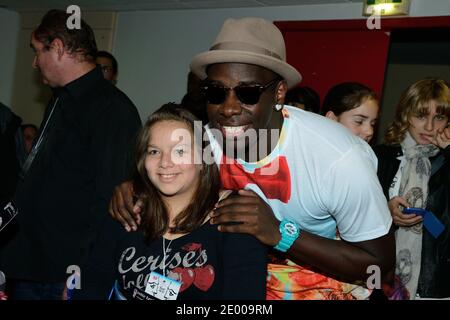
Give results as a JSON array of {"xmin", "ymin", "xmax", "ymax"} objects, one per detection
[{"xmin": 374, "ymin": 78, "xmax": 450, "ymax": 299}]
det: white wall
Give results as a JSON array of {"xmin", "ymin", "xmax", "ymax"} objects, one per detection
[
  {"xmin": 114, "ymin": 2, "xmax": 363, "ymax": 120},
  {"xmin": 9, "ymin": 11, "xmax": 116, "ymax": 127},
  {"xmin": 0, "ymin": 8, "xmax": 20, "ymax": 107},
  {"xmin": 409, "ymin": 0, "xmax": 450, "ymax": 16},
  {"xmin": 114, "ymin": 0, "xmax": 450, "ymax": 120}
]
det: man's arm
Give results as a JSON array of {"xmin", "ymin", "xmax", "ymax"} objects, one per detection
[
  {"xmin": 108, "ymin": 181, "xmax": 143, "ymax": 231},
  {"xmin": 210, "ymin": 190, "xmax": 395, "ymax": 283},
  {"xmin": 287, "ymin": 223, "xmax": 395, "ymax": 283}
]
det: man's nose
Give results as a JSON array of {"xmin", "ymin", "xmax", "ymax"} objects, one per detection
[
  {"xmin": 220, "ymin": 89, "xmax": 242, "ymax": 118},
  {"xmin": 32, "ymin": 55, "xmax": 38, "ymax": 69}
]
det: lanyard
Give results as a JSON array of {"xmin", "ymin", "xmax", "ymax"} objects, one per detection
[
  {"xmin": 162, "ymin": 237, "xmax": 173, "ymax": 277},
  {"xmin": 20, "ymin": 97, "xmax": 60, "ymax": 179}
]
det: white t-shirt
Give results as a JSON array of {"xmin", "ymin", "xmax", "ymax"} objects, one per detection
[{"xmin": 206, "ymin": 105, "xmax": 392, "ymax": 242}]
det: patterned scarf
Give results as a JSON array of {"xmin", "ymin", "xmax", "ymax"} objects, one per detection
[{"xmin": 395, "ymin": 131, "xmax": 439, "ymax": 299}]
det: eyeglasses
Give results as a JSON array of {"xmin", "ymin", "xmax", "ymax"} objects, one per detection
[{"xmin": 202, "ymin": 77, "xmax": 280, "ymax": 105}]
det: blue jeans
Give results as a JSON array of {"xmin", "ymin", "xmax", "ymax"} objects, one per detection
[{"xmin": 12, "ymin": 280, "xmax": 65, "ymax": 300}]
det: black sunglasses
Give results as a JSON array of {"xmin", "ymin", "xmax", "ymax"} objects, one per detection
[{"xmin": 201, "ymin": 77, "xmax": 281, "ymax": 105}]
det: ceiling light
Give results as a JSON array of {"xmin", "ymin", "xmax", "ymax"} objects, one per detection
[{"xmin": 363, "ymin": 0, "xmax": 410, "ymax": 16}]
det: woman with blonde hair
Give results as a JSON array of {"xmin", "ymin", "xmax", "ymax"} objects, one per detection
[{"xmin": 374, "ymin": 78, "xmax": 450, "ymax": 299}]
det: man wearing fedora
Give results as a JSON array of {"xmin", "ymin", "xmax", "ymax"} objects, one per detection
[{"xmin": 110, "ymin": 17, "xmax": 395, "ymax": 300}]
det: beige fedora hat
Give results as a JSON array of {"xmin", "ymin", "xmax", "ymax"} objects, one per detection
[{"xmin": 190, "ymin": 17, "xmax": 302, "ymax": 89}]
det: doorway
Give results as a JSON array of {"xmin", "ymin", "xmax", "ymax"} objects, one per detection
[
  {"xmin": 378, "ymin": 28, "xmax": 450, "ymax": 142},
  {"xmin": 276, "ymin": 16, "xmax": 450, "ymax": 145}
]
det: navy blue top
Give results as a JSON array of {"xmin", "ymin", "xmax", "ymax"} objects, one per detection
[{"xmin": 74, "ymin": 218, "xmax": 268, "ymax": 300}]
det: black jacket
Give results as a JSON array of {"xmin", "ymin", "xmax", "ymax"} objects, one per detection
[
  {"xmin": 0, "ymin": 103, "xmax": 22, "ymax": 200},
  {"xmin": 0, "ymin": 67, "xmax": 142, "ymax": 283},
  {"xmin": 373, "ymin": 144, "xmax": 450, "ymax": 298}
]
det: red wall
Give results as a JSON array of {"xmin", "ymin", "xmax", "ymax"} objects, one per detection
[{"xmin": 276, "ymin": 17, "xmax": 450, "ymax": 108}]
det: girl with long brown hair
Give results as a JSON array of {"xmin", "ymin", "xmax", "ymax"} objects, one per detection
[{"xmin": 75, "ymin": 104, "xmax": 267, "ymax": 300}]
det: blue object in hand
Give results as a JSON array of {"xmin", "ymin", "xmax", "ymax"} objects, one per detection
[
  {"xmin": 402, "ymin": 207, "xmax": 427, "ymax": 216},
  {"xmin": 402, "ymin": 207, "xmax": 445, "ymax": 238}
]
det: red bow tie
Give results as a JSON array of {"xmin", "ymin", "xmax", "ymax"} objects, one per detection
[{"xmin": 220, "ymin": 155, "xmax": 291, "ymax": 203}]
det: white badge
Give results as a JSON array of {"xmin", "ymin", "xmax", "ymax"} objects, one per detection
[{"xmin": 145, "ymin": 271, "xmax": 181, "ymax": 300}]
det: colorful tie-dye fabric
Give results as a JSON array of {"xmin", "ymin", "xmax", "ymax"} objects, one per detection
[{"xmin": 266, "ymin": 254, "xmax": 372, "ymax": 300}]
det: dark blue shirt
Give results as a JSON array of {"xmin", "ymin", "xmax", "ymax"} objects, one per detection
[{"xmin": 75, "ymin": 218, "xmax": 267, "ymax": 300}]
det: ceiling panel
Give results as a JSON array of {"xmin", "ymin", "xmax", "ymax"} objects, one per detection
[
  {"xmin": 0, "ymin": 0, "xmax": 364, "ymax": 12},
  {"xmin": 260, "ymin": 0, "xmax": 357, "ymax": 4}
]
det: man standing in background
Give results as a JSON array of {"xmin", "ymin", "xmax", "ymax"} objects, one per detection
[
  {"xmin": 0, "ymin": 9, "xmax": 141, "ymax": 299},
  {"xmin": 96, "ymin": 50, "xmax": 118, "ymax": 85}
]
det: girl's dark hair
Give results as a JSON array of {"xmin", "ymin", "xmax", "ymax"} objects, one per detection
[
  {"xmin": 321, "ymin": 82, "xmax": 377, "ymax": 116},
  {"xmin": 133, "ymin": 103, "xmax": 220, "ymax": 241},
  {"xmin": 285, "ymin": 86, "xmax": 320, "ymax": 114},
  {"xmin": 33, "ymin": 9, "xmax": 97, "ymax": 63}
]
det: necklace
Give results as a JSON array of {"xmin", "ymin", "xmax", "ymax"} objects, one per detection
[{"xmin": 162, "ymin": 238, "xmax": 173, "ymax": 277}]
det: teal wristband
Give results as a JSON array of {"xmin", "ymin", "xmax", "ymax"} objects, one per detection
[{"xmin": 274, "ymin": 219, "xmax": 301, "ymax": 252}]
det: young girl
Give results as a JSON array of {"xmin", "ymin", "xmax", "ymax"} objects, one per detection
[
  {"xmin": 75, "ymin": 104, "xmax": 267, "ymax": 300},
  {"xmin": 374, "ymin": 78, "xmax": 450, "ymax": 299},
  {"xmin": 322, "ymin": 82, "xmax": 379, "ymax": 143}
]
